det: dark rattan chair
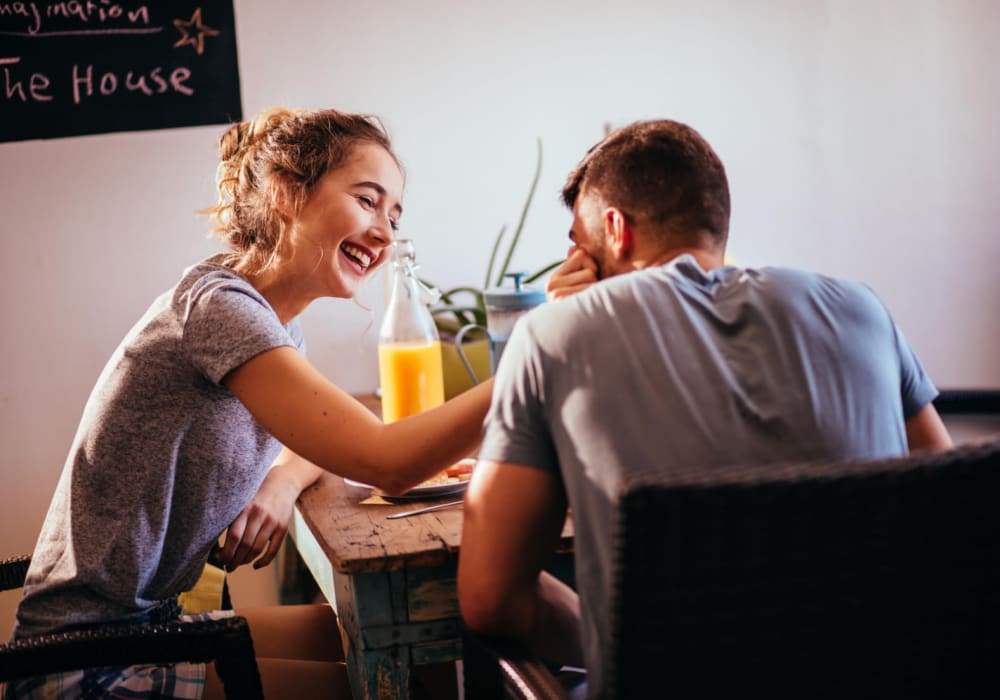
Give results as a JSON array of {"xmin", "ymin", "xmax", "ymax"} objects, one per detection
[
  {"xmin": 464, "ymin": 439, "xmax": 1000, "ymax": 699},
  {"xmin": 0, "ymin": 555, "xmax": 264, "ymax": 699}
]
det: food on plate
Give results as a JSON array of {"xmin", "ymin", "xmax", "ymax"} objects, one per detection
[
  {"xmin": 446, "ymin": 459, "xmax": 475, "ymax": 480},
  {"xmin": 418, "ymin": 459, "xmax": 475, "ymax": 487}
]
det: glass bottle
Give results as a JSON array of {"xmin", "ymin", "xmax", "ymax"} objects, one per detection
[{"xmin": 377, "ymin": 239, "xmax": 445, "ymax": 422}]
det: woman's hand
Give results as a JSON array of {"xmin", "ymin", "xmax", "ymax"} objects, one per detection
[
  {"xmin": 545, "ymin": 246, "xmax": 599, "ymax": 301},
  {"xmin": 216, "ymin": 452, "xmax": 323, "ymax": 570}
]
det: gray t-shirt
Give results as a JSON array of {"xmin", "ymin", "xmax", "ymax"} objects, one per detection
[
  {"xmin": 479, "ymin": 255, "xmax": 937, "ymax": 698},
  {"xmin": 14, "ymin": 260, "xmax": 303, "ymax": 638}
]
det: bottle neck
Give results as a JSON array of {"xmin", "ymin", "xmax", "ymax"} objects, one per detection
[
  {"xmin": 379, "ymin": 257, "xmax": 440, "ymax": 344},
  {"xmin": 390, "ymin": 257, "xmax": 440, "ymax": 305}
]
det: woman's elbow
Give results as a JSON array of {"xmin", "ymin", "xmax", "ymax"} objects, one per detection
[
  {"xmin": 356, "ymin": 467, "xmax": 413, "ymax": 497},
  {"xmin": 375, "ymin": 477, "xmax": 412, "ymax": 498}
]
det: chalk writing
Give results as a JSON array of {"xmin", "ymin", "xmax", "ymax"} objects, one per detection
[
  {"xmin": 0, "ymin": 1, "xmax": 241, "ymax": 142},
  {"xmin": 0, "ymin": 1, "xmax": 151, "ymax": 36},
  {"xmin": 71, "ymin": 63, "xmax": 193, "ymax": 102},
  {"xmin": 2, "ymin": 56, "xmax": 52, "ymax": 101},
  {"xmin": 1, "ymin": 58, "xmax": 192, "ymax": 103}
]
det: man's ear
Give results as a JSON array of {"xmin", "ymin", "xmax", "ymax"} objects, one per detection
[{"xmin": 603, "ymin": 207, "xmax": 632, "ymax": 260}]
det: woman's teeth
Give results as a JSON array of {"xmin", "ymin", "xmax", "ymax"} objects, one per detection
[{"xmin": 341, "ymin": 243, "xmax": 372, "ymax": 268}]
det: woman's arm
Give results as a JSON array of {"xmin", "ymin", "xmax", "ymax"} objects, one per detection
[
  {"xmin": 224, "ymin": 346, "xmax": 493, "ymax": 495},
  {"xmin": 215, "ymin": 447, "xmax": 323, "ymax": 571}
]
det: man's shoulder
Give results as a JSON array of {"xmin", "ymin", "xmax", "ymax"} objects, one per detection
[
  {"xmin": 752, "ymin": 263, "xmax": 848, "ymax": 286},
  {"xmin": 524, "ymin": 264, "xmax": 884, "ymax": 337},
  {"xmin": 744, "ymin": 266, "xmax": 894, "ymax": 337},
  {"xmin": 750, "ymin": 265, "xmax": 879, "ymax": 304},
  {"xmin": 524, "ymin": 280, "xmax": 621, "ymax": 334}
]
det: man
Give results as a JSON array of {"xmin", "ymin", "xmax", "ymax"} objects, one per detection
[{"xmin": 457, "ymin": 119, "xmax": 953, "ymax": 697}]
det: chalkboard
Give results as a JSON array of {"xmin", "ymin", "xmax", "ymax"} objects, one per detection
[{"xmin": 0, "ymin": 1, "xmax": 241, "ymax": 143}]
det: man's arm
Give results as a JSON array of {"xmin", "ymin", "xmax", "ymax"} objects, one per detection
[
  {"xmin": 905, "ymin": 402, "xmax": 953, "ymax": 452},
  {"xmin": 458, "ymin": 460, "xmax": 583, "ymax": 666}
]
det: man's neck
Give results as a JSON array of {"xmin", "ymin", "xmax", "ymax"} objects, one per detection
[{"xmin": 637, "ymin": 246, "xmax": 724, "ymax": 273}]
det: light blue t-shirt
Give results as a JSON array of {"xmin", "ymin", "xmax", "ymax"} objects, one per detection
[
  {"xmin": 14, "ymin": 259, "xmax": 303, "ymax": 638},
  {"xmin": 479, "ymin": 255, "xmax": 937, "ymax": 698}
]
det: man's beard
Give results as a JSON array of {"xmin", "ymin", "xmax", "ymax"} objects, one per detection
[{"xmin": 592, "ymin": 241, "xmax": 609, "ymax": 280}]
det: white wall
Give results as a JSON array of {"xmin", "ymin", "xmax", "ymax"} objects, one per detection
[{"xmin": 2, "ymin": 0, "xmax": 998, "ymax": 632}]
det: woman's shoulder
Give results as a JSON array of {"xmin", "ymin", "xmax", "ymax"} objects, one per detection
[
  {"xmin": 172, "ymin": 257, "xmax": 304, "ymax": 350},
  {"xmin": 180, "ymin": 255, "xmax": 253, "ymax": 289},
  {"xmin": 171, "ymin": 256, "xmax": 268, "ymax": 309}
]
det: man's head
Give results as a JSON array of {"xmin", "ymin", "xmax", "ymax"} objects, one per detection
[{"xmin": 561, "ymin": 119, "xmax": 730, "ymax": 279}]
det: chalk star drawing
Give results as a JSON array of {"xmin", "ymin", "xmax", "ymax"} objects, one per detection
[{"xmin": 173, "ymin": 8, "xmax": 220, "ymax": 55}]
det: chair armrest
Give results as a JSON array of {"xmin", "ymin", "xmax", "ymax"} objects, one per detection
[
  {"xmin": 0, "ymin": 617, "xmax": 263, "ymax": 699},
  {"xmin": 933, "ymin": 390, "xmax": 1000, "ymax": 414},
  {"xmin": 0, "ymin": 556, "xmax": 30, "ymax": 592},
  {"xmin": 463, "ymin": 629, "xmax": 569, "ymax": 700}
]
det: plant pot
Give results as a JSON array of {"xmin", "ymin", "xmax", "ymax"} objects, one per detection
[{"xmin": 441, "ymin": 338, "xmax": 491, "ymax": 398}]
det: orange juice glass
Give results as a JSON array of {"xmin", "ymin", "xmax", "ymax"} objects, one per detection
[{"xmin": 378, "ymin": 340, "xmax": 445, "ymax": 422}]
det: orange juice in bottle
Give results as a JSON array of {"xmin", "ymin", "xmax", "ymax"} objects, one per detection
[
  {"xmin": 378, "ymin": 240, "xmax": 445, "ymax": 422},
  {"xmin": 378, "ymin": 341, "xmax": 445, "ymax": 422}
]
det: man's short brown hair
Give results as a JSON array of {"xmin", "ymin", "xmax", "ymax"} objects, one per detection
[{"xmin": 562, "ymin": 120, "xmax": 730, "ymax": 245}]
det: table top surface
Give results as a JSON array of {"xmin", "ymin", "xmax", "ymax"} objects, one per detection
[
  {"xmin": 297, "ymin": 472, "xmax": 574, "ymax": 575},
  {"xmin": 296, "ymin": 470, "xmax": 574, "ymax": 576},
  {"xmin": 294, "ymin": 394, "xmax": 573, "ymax": 575}
]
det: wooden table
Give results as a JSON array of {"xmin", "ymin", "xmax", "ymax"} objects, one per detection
[{"xmin": 290, "ymin": 470, "xmax": 574, "ymax": 700}]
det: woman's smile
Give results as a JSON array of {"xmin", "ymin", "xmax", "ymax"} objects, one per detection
[{"xmin": 340, "ymin": 241, "xmax": 375, "ymax": 271}]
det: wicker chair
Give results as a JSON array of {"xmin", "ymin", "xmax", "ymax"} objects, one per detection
[
  {"xmin": 464, "ymin": 439, "xmax": 1000, "ymax": 699},
  {"xmin": 0, "ymin": 556, "xmax": 264, "ymax": 699}
]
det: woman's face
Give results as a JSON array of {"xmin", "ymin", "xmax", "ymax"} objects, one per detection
[{"xmin": 283, "ymin": 142, "xmax": 404, "ymax": 299}]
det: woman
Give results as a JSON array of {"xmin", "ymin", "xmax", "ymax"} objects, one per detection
[{"xmin": 5, "ymin": 108, "xmax": 492, "ymax": 698}]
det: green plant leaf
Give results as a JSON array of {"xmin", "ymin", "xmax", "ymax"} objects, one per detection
[
  {"xmin": 432, "ymin": 316, "xmax": 463, "ymax": 337},
  {"xmin": 423, "ymin": 282, "xmax": 480, "ymax": 308},
  {"xmin": 495, "ymin": 138, "xmax": 543, "ymax": 286},
  {"xmin": 432, "ymin": 312, "xmax": 471, "ymax": 333},
  {"xmin": 431, "ymin": 305, "xmax": 484, "ymax": 318},
  {"xmin": 483, "ymin": 224, "xmax": 506, "ymax": 290},
  {"xmin": 440, "ymin": 287, "xmax": 485, "ymax": 306},
  {"xmin": 431, "ymin": 305, "xmax": 486, "ymax": 329},
  {"xmin": 524, "ymin": 259, "xmax": 564, "ymax": 284},
  {"xmin": 419, "ymin": 138, "xmax": 560, "ymax": 341}
]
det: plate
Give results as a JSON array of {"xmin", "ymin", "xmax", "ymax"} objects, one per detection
[
  {"xmin": 344, "ymin": 459, "xmax": 474, "ymax": 500},
  {"xmin": 343, "ymin": 479, "xmax": 469, "ymax": 500}
]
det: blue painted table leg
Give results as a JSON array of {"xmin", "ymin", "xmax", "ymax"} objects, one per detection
[
  {"xmin": 336, "ymin": 569, "xmax": 412, "ymax": 699},
  {"xmin": 334, "ymin": 564, "xmax": 464, "ymax": 698},
  {"xmin": 344, "ymin": 639, "xmax": 411, "ymax": 700}
]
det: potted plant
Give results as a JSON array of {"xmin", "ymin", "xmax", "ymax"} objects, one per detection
[{"xmin": 426, "ymin": 139, "xmax": 561, "ymax": 397}]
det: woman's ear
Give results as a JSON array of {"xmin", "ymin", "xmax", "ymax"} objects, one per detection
[
  {"xmin": 269, "ymin": 178, "xmax": 298, "ymax": 222},
  {"xmin": 603, "ymin": 207, "xmax": 633, "ymax": 260}
]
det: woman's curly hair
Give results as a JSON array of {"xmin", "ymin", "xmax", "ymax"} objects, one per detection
[{"xmin": 202, "ymin": 107, "xmax": 397, "ymax": 275}]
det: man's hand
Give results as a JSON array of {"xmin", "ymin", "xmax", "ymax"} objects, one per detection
[
  {"xmin": 216, "ymin": 451, "xmax": 323, "ymax": 571},
  {"xmin": 545, "ymin": 246, "xmax": 599, "ymax": 301}
]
